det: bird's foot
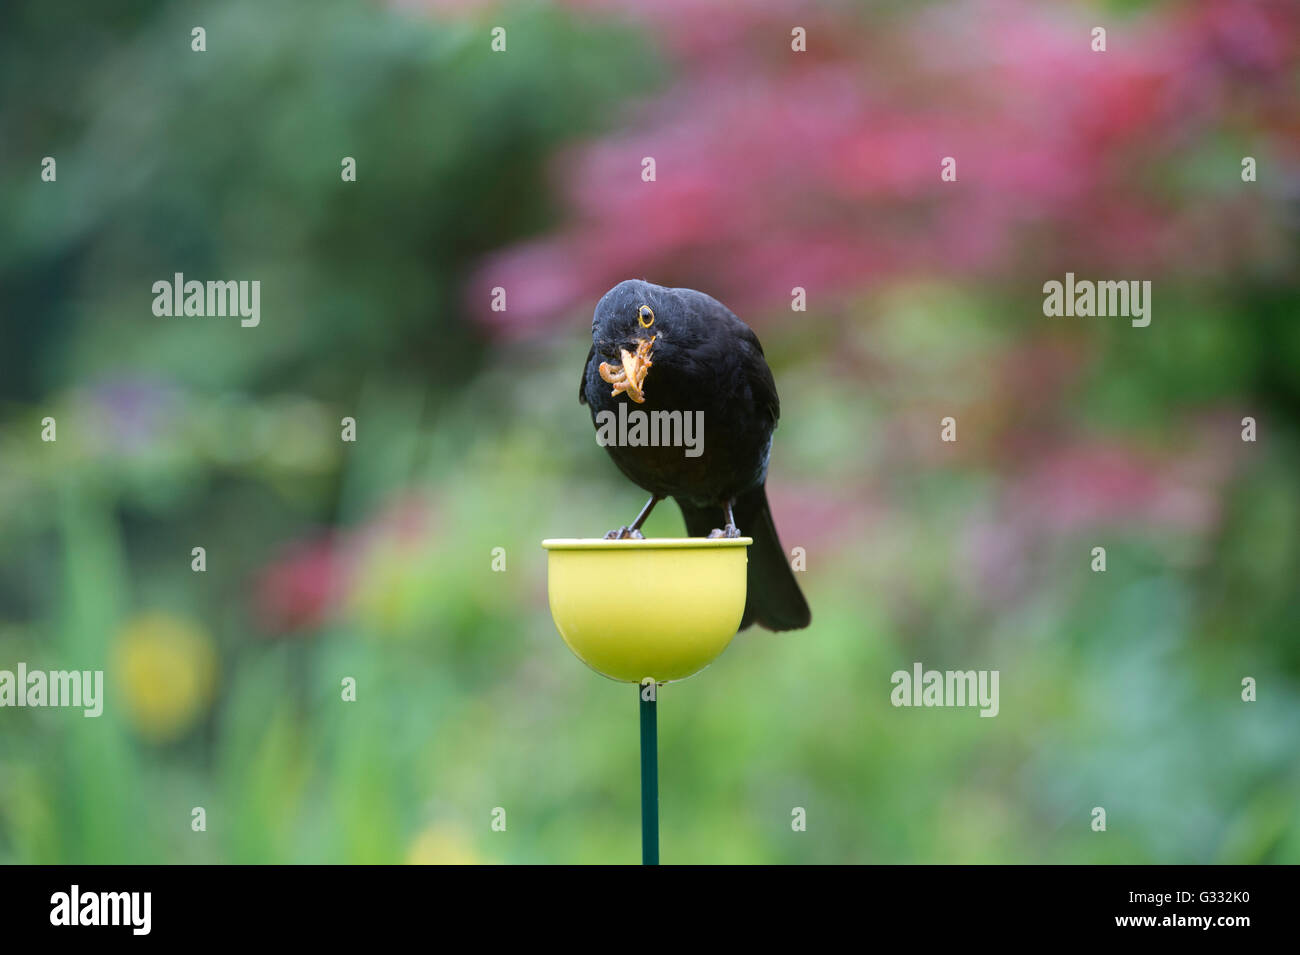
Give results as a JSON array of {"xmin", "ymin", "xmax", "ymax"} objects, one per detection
[
  {"xmin": 603, "ymin": 526, "xmax": 645, "ymax": 540},
  {"xmin": 706, "ymin": 523, "xmax": 742, "ymax": 539}
]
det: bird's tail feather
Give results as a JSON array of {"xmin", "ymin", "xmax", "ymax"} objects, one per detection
[{"xmin": 677, "ymin": 486, "xmax": 811, "ymax": 632}]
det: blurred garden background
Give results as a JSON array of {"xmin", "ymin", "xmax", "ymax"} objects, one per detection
[{"xmin": 1, "ymin": 0, "xmax": 1297, "ymax": 863}]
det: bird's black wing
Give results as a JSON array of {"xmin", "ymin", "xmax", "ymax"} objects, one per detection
[
  {"xmin": 738, "ymin": 326, "xmax": 780, "ymax": 428},
  {"xmin": 578, "ymin": 343, "xmax": 594, "ymax": 404},
  {"xmin": 677, "ymin": 286, "xmax": 781, "ymax": 427}
]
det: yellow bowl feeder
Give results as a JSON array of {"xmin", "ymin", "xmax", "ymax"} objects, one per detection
[
  {"xmin": 541, "ymin": 536, "xmax": 752, "ymax": 864},
  {"xmin": 541, "ymin": 537, "xmax": 751, "ymax": 684}
]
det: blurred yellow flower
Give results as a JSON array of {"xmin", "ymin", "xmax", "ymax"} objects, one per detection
[
  {"xmin": 112, "ymin": 612, "xmax": 218, "ymax": 742},
  {"xmin": 406, "ymin": 822, "xmax": 485, "ymax": 865}
]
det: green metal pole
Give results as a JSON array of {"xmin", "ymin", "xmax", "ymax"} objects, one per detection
[{"xmin": 639, "ymin": 683, "xmax": 659, "ymax": 865}]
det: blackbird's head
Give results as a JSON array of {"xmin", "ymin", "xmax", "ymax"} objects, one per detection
[{"xmin": 591, "ymin": 279, "xmax": 670, "ymax": 403}]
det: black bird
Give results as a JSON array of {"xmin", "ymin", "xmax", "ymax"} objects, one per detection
[{"xmin": 580, "ymin": 279, "xmax": 811, "ymax": 632}]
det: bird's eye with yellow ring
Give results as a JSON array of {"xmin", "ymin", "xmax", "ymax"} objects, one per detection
[{"xmin": 637, "ymin": 305, "xmax": 655, "ymax": 328}]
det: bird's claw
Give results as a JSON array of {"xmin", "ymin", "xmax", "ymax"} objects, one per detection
[
  {"xmin": 603, "ymin": 526, "xmax": 645, "ymax": 540},
  {"xmin": 707, "ymin": 524, "xmax": 742, "ymax": 539}
]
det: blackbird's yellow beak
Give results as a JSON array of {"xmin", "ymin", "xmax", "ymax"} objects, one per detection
[{"xmin": 599, "ymin": 335, "xmax": 655, "ymax": 403}]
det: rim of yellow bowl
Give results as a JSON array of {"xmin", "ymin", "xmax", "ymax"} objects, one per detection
[{"xmin": 542, "ymin": 537, "xmax": 752, "ymax": 550}]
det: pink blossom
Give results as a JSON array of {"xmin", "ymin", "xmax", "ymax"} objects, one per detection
[{"xmin": 434, "ymin": 0, "xmax": 1300, "ymax": 337}]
